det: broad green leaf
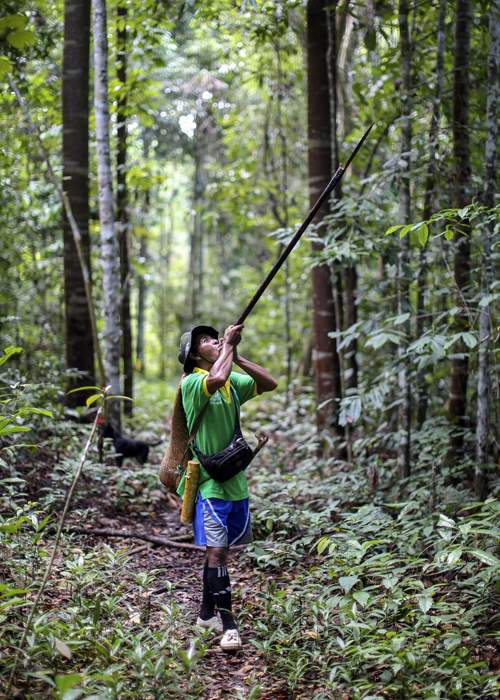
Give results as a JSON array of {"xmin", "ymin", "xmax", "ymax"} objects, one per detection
[
  {"xmin": 316, "ymin": 536, "xmax": 330, "ymax": 555},
  {"xmin": 55, "ymin": 674, "xmax": 82, "ymax": 692},
  {"xmin": 0, "ymin": 55, "xmax": 12, "ymax": 78},
  {"xmin": 0, "ymin": 345, "xmax": 22, "ymax": 366},
  {"xmin": 447, "ymin": 548, "xmax": 462, "ymax": 565},
  {"xmin": 469, "ymin": 549, "xmax": 500, "ymax": 566},
  {"xmin": 461, "ymin": 332, "xmax": 477, "ymax": 349},
  {"xmin": 382, "ymin": 575, "xmax": 398, "ymax": 589},
  {"xmin": 0, "ymin": 14, "xmax": 28, "ymax": 30},
  {"xmin": 339, "ymin": 575, "xmax": 358, "ymax": 593},
  {"xmin": 399, "ymin": 224, "xmax": 413, "ymax": 238},
  {"xmin": 7, "ymin": 29, "xmax": 36, "ymax": 49},
  {"xmin": 444, "ymin": 226, "xmax": 454, "ymax": 240},
  {"xmin": 352, "ymin": 590, "xmax": 370, "ymax": 606},
  {"xmin": 18, "ymin": 407, "xmax": 53, "ymax": 418},
  {"xmin": 417, "ymin": 222, "xmax": 429, "ymax": 247},
  {"xmin": 0, "ymin": 425, "xmax": 31, "ymax": 435},
  {"xmin": 86, "ymin": 393, "xmax": 101, "ymax": 407},
  {"xmin": 417, "ymin": 594, "xmax": 433, "ymax": 614},
  {"xmin": 438, "ymin": 514, "xmax": 455, "ymax": 528},
  {"xmin": 384, "ymin": 224, "xmax": 404, "ymax": 236},
  {"xmin": 55, "ymin": 638, "xmax": 72, "ymax": 659}
]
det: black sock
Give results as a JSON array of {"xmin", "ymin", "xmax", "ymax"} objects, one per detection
[
  {"xmin": 199, "ymin": 560, "xmax": 215, "ymax": 620},
  {"xmin": 207, "ymin": 565, "xmax": 236, "ymax": 630}
]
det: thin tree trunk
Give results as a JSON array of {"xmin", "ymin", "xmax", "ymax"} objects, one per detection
[
  {"xmin": 93, "ymin": 0, "xmax": 121, "ymax": 427},
  {"xmin": 416, "ymin": 0, "xmax": 446, "ymax": 428},
  {"xmin": 189, "ymin": 116, "xmax": 207, "ymax": 324},
  {"xmin": 307, "ymin": 0, "xmax": 342, "ymax": 438},
  {"xmin": 397, "ymin": 0, "xmax": 412, "ymax": 479},
  {"xmin": 136, "ymin": 225, "xmax": 148, "ymax": 376},
  {"xmin": 116, "ymin": 2, "xmax": 133, "ymax": 414},
  {"xmin": 475, "ymin": 0, "xmax": 499, "ymax": 499},
  {"xmin": 447, "ymin": 0, "xmax": 472, "ymax": 464},
  {"xmin": 158, "ymin": 193, "xmax": 174, "ymax": 380},
  {"xmin": 275, "ymin": 45, "xmax": 293, "ymax": 398},
  {"xmin": 62, "ymin": 0, "xmax": 95, "ymax": 405}
]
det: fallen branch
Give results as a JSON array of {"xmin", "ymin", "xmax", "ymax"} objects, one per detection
[{"xmin": 67, "ymin": 526, "xmax": 203, "ymax": 551}]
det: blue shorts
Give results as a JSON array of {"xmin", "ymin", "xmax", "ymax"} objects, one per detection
[{"xmin": 193, "ymin": 493, "xmax": 252, "ymax": 548}]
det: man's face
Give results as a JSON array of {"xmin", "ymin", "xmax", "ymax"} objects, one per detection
[{"xmin": 193, "ymin": 333, "xmax": 220, "ymax": 365}]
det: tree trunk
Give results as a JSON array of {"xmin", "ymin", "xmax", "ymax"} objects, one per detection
[
  {"xmin": 189, "ymin": 113, "xmax": 208, "ymax": 325},
  {"xmin": 116, "ymin": 2, "xmax": 133, "ymax": 414},
  {"xmin": 307, "ymin": 0, "xmax": 342, "ymax": 437},
  {"xmin": 158, "ymin": 193, "xmax": 174, "ymax": 380},
  {"xmin": 93, "ymin": 0, "xmax": 121, "ymax": 427},
  {"xmin": 397, "ymin": 0, "xmax": 412, "ymax": 479},
  {"xmin": 475, "ymin": 0, "xmax": 499, "ymax": 498},
  {"xmin": 447, "ymin": 0, "xmax": 472, "ymax": 464},
  {"xmin": 62, "ymin": 0, "xmax": 95, "ymax": 405},
  {"xmin": 136, "ymin": 226, "xmax": 148, "ymax": 376},
  {"xmin": 416, "ymin": 0, "xmax": 446, "ymax": 429}
]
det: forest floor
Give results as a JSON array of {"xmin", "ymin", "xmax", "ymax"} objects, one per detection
[
  {"xmin": 2, "ymin": 383, "xmax": 499, "ymax": 699},
  {"xmin": 65, "ymin": 481, "xmax": 292, "ymax": 700}
]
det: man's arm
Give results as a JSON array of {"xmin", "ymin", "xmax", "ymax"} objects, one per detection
[
  {"xmin": 205, "ymin": 325, "xmax": 242, "ymax": 394},
  {"xmin": 233, "ymin": 352, "xmax": 278, "ymax": 394}
]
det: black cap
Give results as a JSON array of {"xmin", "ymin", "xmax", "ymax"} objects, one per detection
[{"xmin": 178, "ymin": 325, "xmax": 219, "ymax": 372}]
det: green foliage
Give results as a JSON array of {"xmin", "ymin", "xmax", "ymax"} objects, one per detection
[{"xmin": 244, "ymin": 423, "xmax": 500, "ymax": 698}]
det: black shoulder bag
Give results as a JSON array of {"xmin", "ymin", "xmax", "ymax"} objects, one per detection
[{"xmin": 191, "ymin": 386, "xmax": 258, "ymax": 482}]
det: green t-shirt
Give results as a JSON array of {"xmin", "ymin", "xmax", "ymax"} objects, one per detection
[{"xmin": 176, "ymin": 368, "xmax": 258, "ymax": 501}]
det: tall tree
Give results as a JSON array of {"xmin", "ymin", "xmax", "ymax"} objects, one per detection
[
  {"xmin": 116, "ymin": 1, "xmax": 133, "ymax": 414},
  {"xmin": 93, "ymin": 0, "xmax": 122, "ymax": 426},
  {"xmin": 397, "ymin": 0, "xmax": 412, "ymax": 478},
  {"xmin": 475, "ymin": 0, "xmax": 499, "ymax": 498},
  {"xmin": 307, "ymin": 0, "xmax": 342, "ymax": 438},
  {"xmin": 447, "ymin": 0, "xmax": 472, "ymax": 463},
  {"xmin": 416, "ymin": 0, "xmax": 446, "ymax": 428},
  {"xmin": 62, "ymin": 0, "xmax": 95, "ymax": 405}
]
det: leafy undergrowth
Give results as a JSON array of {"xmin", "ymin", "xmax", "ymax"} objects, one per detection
[{"xmin": 1, "ymin": 376, "xmax": 499, "ymax": 699}]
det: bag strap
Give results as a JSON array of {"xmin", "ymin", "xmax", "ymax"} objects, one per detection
[{"xmin": 182, "ymin": 381, "xmax": 242, "ymax": 465}]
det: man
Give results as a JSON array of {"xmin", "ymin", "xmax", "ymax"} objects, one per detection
[{"xmin": 177, "ymin": 323, "xmax": 277, "ymax": 651}]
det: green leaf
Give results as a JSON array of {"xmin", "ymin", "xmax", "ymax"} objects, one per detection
[
  {"xmin": 444, "ymin": 226, "xmax": 454, "ymax": 240},
  {"xmin": 399, "ymin": 224, "xmax": 413, "ymax": 239},
  {"xmin": 0, "ymin": 425, "xmax": 31, "ymax": 436},
  {"xmin": 55, "ymin": 638, "xmax": 72, "ymax": 659},
  {"xmin": 7, "ymin": 29, "xmax": 36, "ymax": 49},
  {"xmin": 469, "ymin": 549, "xmax": 500, "ymax": 566},
  {"xmin": 447, "ymin": 548, "xmax": 462, "ymax": 566},
  {"xmin": 55, "ymin": 674, "xmax": 82, "ymax": 693},
  {"xmin": 0, "ymin": 345, "xmax": 23, "ymax": 366},
  {"xmin": 461, "ymin": 332, "xmax": 477, "ymax": 349},
  {"xmin": 18, "ymin": 407, "xmax": 53, "ymax": 418},
  {"xmin": 352, "ymin": 590, "xmax": 370, "ymax": 607},
  {"xmin": 0, "ymin": 14, "xmax": 28, "ymax": 30},
  {"xmin": 417, "ymin": 222, "xmax": 429, "ymax": 247},
  {"xmin": 105, "ymin": 394, "xmax": 134, "ymax": 402},
  {"xmin": 86, "ymin": 393, "xmax": 102, "ymax": 407},
  {"xmin": 0, "ymin": 55, "xmax": 13, "ymax": 78},
  {"xmin": 339, "ymin": 575, "xmax": 358, "ymax": 593},
  {"xmin": 417, "ymin": 594, "xmax": 433, "ymax": 614},
  {"xmin": 384, "ymin": 224, "xmax": 404, "ymax": 236},
  {"xmin": 66, "ymin": 385, "xmax": 102, "ymax": 395},
  {"xmin": 316, "ymin": 536, "xmax": 330, "ymax": 555},
  {"xmin": 438, "ymin": 514, "xmax": 455, "ymax": 529}
]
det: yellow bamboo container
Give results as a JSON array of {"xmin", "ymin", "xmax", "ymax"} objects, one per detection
[{"xmin": 180, "ymin": 460, "xmax": 200, "ymax": 525}]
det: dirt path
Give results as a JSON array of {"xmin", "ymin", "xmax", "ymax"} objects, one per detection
[{"xmin": 69, "ymin": 486, "xmax": 290, "ymax": 700}]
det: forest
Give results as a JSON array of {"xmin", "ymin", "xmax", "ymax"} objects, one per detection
[{"xmin": 0, "ymin": 0, "xmax": 499, "ymax": 698}]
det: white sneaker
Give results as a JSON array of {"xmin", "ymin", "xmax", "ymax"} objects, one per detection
[
  {"xmin": 220, "ymin": 628, "xmax": 242, "ymax": 651},
  {"xmin": 196, "ymin": 615, "xmax": 223, "ymax": 633}
]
